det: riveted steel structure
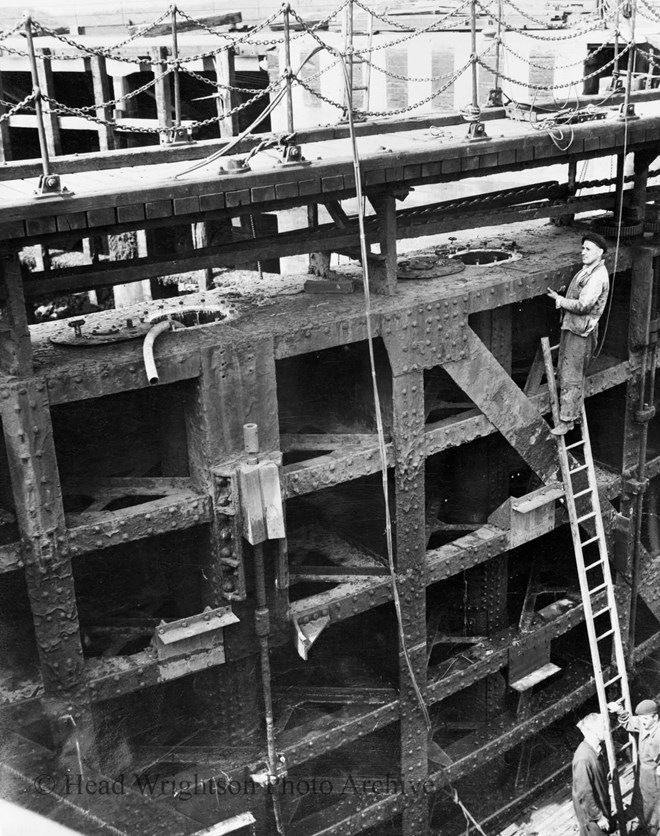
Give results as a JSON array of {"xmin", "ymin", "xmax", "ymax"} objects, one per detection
[{"xmin": 0, "ymin": 44, "xmax": 660, "ymax": 836}]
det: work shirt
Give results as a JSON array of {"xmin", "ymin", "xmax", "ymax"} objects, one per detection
[
  {"xmin": 572, "ymin": 739, "xmax": 610, "ymax": 829},
  {"xmin": 559, "ymin": 260, "xmax": 609, "ymax": 337},
  {"xmin": 618, "ymin": 713, "xmax": 660, "ymax": 769}
]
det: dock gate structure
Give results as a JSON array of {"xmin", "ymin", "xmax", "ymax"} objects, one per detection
[{"xmin": 2, "ymin": 1, "xmax": 660, "ymax": 834}]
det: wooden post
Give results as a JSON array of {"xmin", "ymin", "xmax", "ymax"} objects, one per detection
[
  {"xmin": 150, "ymin": 45, "xmax": 172, "ymax": 141},
  {"xmin": 369, "ymin": 192, "xmax": 398, "ymax": 294},
  {"xmin": 214, "ymin": 48, "xmax": 240, "ymax": 138},
  {"xmin": 0, "ymin": 251, "xmax": 33, "ymax": 377},
  {"xmin": 393, "ymin": 369, "xmax": 429, "ymax": 834},
  {"xmin": 88, "ymin": 54, "xmax": 115, "ymax": 151},
  {"xmin": 35, "ymin": 48, "xmax": 62, "ymax": 157},
  {"xmin": 0, "ymin": 68, "xmax": 12, "ymax": 162}
]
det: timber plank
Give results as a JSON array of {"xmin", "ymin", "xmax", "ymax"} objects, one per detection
[
  {"xmin": 117, "ymin": 203, "xmax": 146, "ymax": 223},
  {"xmin": 322, "ymin": 174, "xmax": 345, "ymax": 192},
  {"xmin": 440, "ymin": 158, "xmax": 460, "ymax": 174},
  {"xmin": 25, "ymin": 216, "xmax": 57, "ymax": 236},
  {"xmin": 0, "ymin": 220, "xmax": 25, "ymax": 240},
  {"xmin": 86, "ymin": 207, "xmax": 116, "ymax": 227},
  {"xmin": 403, "ymin": 164, "xmax": 422, "ymax": 180},
  {"xmin": 299, "ymin": 177, "xmax": 320, "ymax": 195},
  {"xmin": 251, "ymin": 184, "xmax": 276, "ymax": 202},
  {"xmin": 145, "ymin": 199, "xmax": 173, "ymax": 219},
  {"xmin": 275, "ymin": 181, "xmax": 299, "ymax": 199},
  {"xmin": 56, "ymin": 212, "xmax": 87, "ymax": 232},
  {"xmin": 224, "ymin": 188, "xmax": 251, "ymax": 207},
  {"xmin": 199, "ymin": 191, "xmax": 225, "ymax": 211},
  {"xmin": 173, "ymin": 195, "xmax": 200, "ymax": 215}
]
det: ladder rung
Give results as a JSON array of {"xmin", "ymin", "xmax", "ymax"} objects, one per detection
[
  {"xmin": 566, "ymin": 440, "xmax": 585, "ymax": 450},
  {"xmin": 585, "ymin": 558, "xmax": 604, "ymax": 571},
  {"xmin": 597, "ymin": 629, "xmax": 614, "ymax": 641},
  {"xmin": 574, "ymin": 487, "xmax": 593, "ymax": 499},
  {"xmin": 581, "ymin": 535, "xmax": 599, "ymax": 547},
  {"xmin": 618, "ymin": 740, "xmax": 634, "ymax": 751},
  {"xmin": 604, "ymin": 675, "xmax": 622, "ymax": 688},
  {"xmin": 570, "ymin": 464, "xmax": 589, "ymax": 474},
  {"xmin": 589, "ymin": 582, "xmax": 608, "ymax": 596},
  {"xmin": 577, "ymin": 511, "xmax": 597, "ymax": 523},
  {"xmin": 592, "ymin": 606, "xmax": 611, "ymax": 618}
]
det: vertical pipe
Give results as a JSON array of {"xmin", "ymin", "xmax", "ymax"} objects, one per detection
[
  {"xmin": 24, "ymin": 16, "xmax": 50, "ymax": 178},
  {"xmin": 344, "ymin": 0, "xmax": 355, "ymax": 117},
  {"xmin": 171, "ymin": 5, "xmax": 181, "ymax": 129},
  {"xmin": 494, "ymin": 0, "xmax": 502, "ymax": 86},
  {"xmin": 622, "ymin": 0, "xmax": 638, "ymax": 113},
  {"xmin": 470, "ymin": 0, "xmax": 479, "ymax": 111},
  {"xmin": 283, "ymin": 3, "xmax": 294, "ymax": 134}
]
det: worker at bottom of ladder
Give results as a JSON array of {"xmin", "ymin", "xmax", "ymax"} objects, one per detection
[
  {"xmin": 609, "ymin": 699, "xmax": 660, "ymax": 836},
  {"xmin": 573, "ymin": 712, "xmax": 613, "ymax": 835},
  {"xmin": 546, "ymin": 232, "xmax": 610, "ymax": 436}
]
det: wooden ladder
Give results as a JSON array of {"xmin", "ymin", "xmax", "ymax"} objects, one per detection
[{"xmin": 541, "ymin": 336, "xmax": 635, "ymax": 834}]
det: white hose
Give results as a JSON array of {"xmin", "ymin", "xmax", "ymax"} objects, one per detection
[{"xmin": 143, "ymin": 319, "xmax": 175, "ymax": 385}]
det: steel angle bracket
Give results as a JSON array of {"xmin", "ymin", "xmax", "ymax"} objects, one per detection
[
  {"xmin": 155, "ymin": 605, "xmax": 239, "ymax": 680},
  {"xmin": 293, "ymin": 611, "xmax": 330, "ymax": 660}
]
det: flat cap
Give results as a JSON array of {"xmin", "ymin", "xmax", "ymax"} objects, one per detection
[
  {"xmin": 582, "ymin": 231, "xmax": 609, "ymax": 254},
  {"xmin": 635, "ymin": 699, "xmax": 658, "ymax": 715}
]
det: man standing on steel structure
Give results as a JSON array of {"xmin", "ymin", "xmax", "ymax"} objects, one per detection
[
  {"xmin": 609, "ymin": 698, "xmax": 660, "ymax": 835},
  {"xmin": 572, "ymin": 712, "xmax": 612, "ymax": 835},
  {"xmin": 547, "ymin": 232, "xmax": 610, "ymax": 436}
]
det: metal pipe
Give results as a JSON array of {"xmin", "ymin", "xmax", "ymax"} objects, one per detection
[
  {"xmin": 283, "ymin": 3, "xmax": 294, "ymax": 134},
  {"xmin": 628, "ymin": 311, "xmax": 657, "ymax": 662},
  {"xmin": 470, "ymin": 0, "xmax": 479, "ymax": 110},
  {"xmin": 171, "ymin": 5, "xmax": 181, "ymax": 129},
  {"xmin": 343, "ymin": 0, "xmax": 355, "ymax": 118},
  {"xmin": 143, "ymin": 319, "xmax": 176, "ymax": 384},
  {"xmin": 494, "ymin": 0, "xmax": 502, "ymax": 86},
  {"xmin": 623, "ymin": 0, "xmax": 638, "ymax": 112},
  {"xmin": 253, "ymin": 542, "xmax": 278, "ymax": 776},
  {"xmin": 24, "ymin": 16, "xmax": 51, "ymax": 178}
]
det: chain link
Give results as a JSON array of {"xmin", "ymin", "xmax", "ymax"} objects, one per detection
[
  {"xmin": 499, "ymin": 28, "xmax": 624, "ymax": 72},
  {"xmin": 0, "ymin": 18, "xmax": 24, "ymax": 42},
  {"xmin": 179, "ymin": 63, "xmax": 287, "ymax": 94},
  {"xmin": 32, "ymin": 6, "xmax": 174, "ymax": 62},
  {"xmin": 638, "ymin": 0, "xmax": 660, "ymax": 23},
  {"xmin": 296, "ymin": 53, "xmax": 473, "ymax": 117},
  {"xmin": 41, "ymin": 77, "xmax": 283, "ymax": 134},
  {"xmin": 480, "ymin": 40, "xmax": 633, "ymax": 90},
  {"xmin": 0, "ymin": 91, "xmax": 37, "ymax": 123}
]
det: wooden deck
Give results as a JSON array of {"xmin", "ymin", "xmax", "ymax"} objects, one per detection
[{"xmin": 496, "ymin": 763, "xmax": 636, "ymax": 836}]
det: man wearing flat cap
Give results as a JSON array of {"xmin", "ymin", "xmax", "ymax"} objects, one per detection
[
  {"xmin": 547, "ymin": 233, "xmax": 610, "ymax": 435},
  {"xmin": 572, "ymin": 712, "xmax": 612, "ymax": 834},
  {"xmin": 609, "ymin": 698, "xmax": 660, "ymax": 834}
]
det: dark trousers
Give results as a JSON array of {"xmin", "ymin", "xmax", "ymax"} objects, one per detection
[{"xmin": 558, "ymin": 328, "xmax": 597, "ymax": 423}]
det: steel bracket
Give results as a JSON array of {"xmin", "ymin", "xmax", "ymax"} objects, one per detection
[
  {"xmin": 624, "ymin": 477, "xmax": 648, "ymax": 496},
  {"xmin": 293, "ymin": 610, "xmax": 330, "ymax": 660},
  {"xmin": 154, "ymin": 605, "xmax": 239, "ymax": 680},
  {"xmin": 34, "ymin": 173, "xmax": 72, "ymax": 199},
  {"xmin": 635, "ymin": 406, "xmax": 656, "ymax": 424}
]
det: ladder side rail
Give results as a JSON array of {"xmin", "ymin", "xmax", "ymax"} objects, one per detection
[
  {"xmin": 561, "ymin": 435, "xmax": 626, "ymax": 828},
  {"xmin": 580, "ymin": 404, "xmax": 638, "ymax": 773},
  {"xmin": 541, "ymin": 338, "xmax": 628, "ymax": 827},
  {"xmin": 540, "ymin": 337, "xmax": 561, "ymax": 425}
]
